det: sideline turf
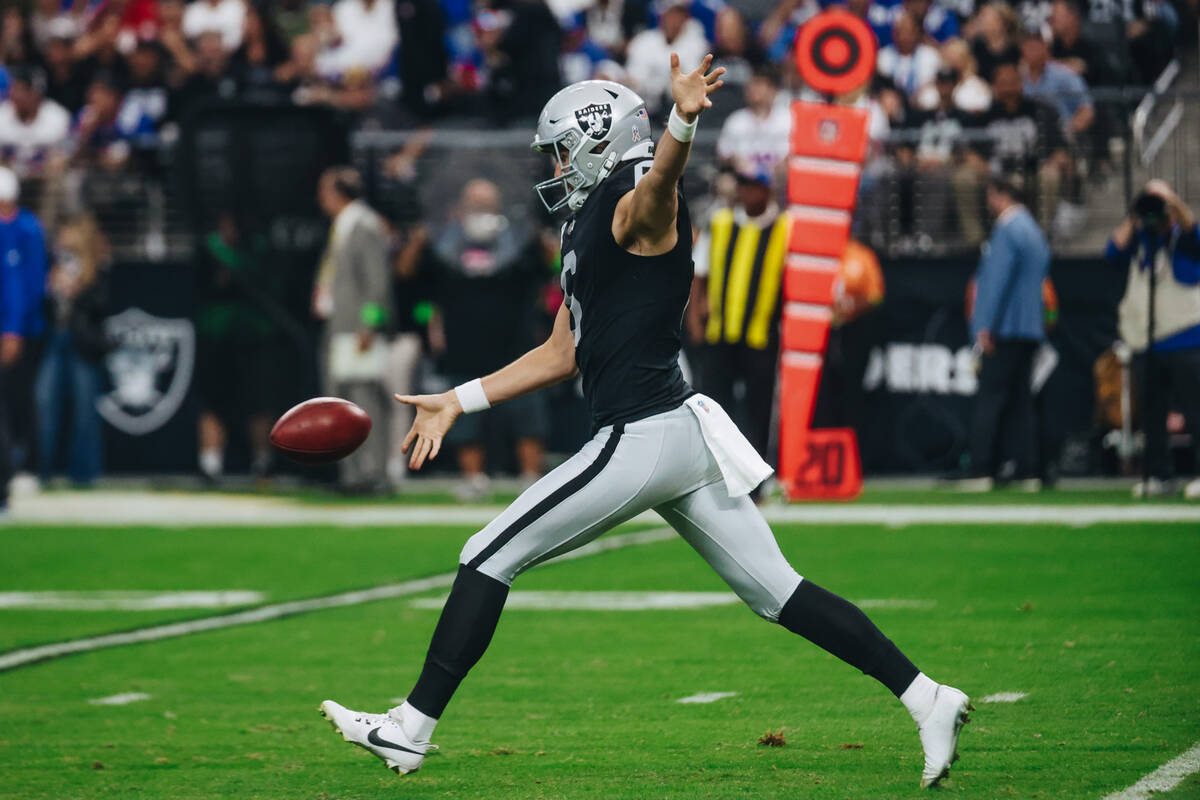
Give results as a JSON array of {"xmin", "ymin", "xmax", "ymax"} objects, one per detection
[{"xmin": 1, "ymin": 522, "xmax": 1197, "ymax": 798}]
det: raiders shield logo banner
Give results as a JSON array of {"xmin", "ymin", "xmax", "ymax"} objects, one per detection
[
  {"xmin": 575, "ymin": 103, "xmax": 613, "ymax": 139},
  {"xmin": 98, "ymin": 307, "xmax": 196, "ymax": 436}
]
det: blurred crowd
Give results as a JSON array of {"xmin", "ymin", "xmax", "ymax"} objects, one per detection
[
  {"xmin": 0, "ymin": 0, "xmax": 1192, "ymax": 260},
  {"xmin": 0, "ymin": 0, "xmax": 1191, "ymax": 137}
]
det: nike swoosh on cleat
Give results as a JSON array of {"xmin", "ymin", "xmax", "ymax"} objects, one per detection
[{"xmin": 367, "ymin": 727, "xmax": 423, "ymax": 755}]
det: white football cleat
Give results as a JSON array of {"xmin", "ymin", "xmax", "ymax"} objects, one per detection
[
  {"xmin": 319, "ymin": 700, "xmax": 435, "ymax": 775},
  {"xmin": 917, "ymin": 685, "xmax": 970, "ymax": 788}
]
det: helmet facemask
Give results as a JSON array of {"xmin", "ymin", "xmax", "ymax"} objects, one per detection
[{"xmin": 532, "ymin": 130, "xmax": 614, "ymax": 214}]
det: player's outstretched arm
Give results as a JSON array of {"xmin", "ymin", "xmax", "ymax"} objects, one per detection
[
  {"xmin": 613, "ymin": 53, "xmax": 724, "ymax": 254},
  {"xmin": 395, "ymin": 304, "xmax": 577, "ymax": 469}
]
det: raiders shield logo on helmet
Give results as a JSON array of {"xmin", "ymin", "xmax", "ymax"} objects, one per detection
[{"xmin": 575, "ymin": 103, "xmax": 613, "ymax": 139}]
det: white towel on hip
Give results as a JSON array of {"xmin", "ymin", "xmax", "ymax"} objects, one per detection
[{"xmin": 684, "ymin": 393, "xmax": 774, "ymax": 497}]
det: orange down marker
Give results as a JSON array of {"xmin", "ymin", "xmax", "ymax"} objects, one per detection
[{"xmin": 777, "ymin": 10, "xmax": 877, "ymax": 501}]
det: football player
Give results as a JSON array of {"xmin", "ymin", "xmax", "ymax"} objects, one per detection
[{"xmin": 321, "ymin": 54, "xmax": 970, "ymax": 788}]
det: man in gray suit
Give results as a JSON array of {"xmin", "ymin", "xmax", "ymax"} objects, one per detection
[{"xmin": 313, "ymin": 167, "xmax": 394, "ymax": 491}]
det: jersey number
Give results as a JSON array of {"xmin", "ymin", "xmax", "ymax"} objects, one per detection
[{"xmin": 561, "ymin": 249, "xmax": 583, "ymax": 345}]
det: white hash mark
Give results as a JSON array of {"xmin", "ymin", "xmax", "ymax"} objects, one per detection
[
  {"xmin": 89, "ymin": 692, "xmax": 151, "ymax": 706},
  {"xmin": 411, "ymin": 591, "xmax": 742, "ymax": 611},
  {"xmin": 0, "ymin": 590, "xmax": 265, "ymax": 611},
  {"xmin": 677, "ymin": 692, "xmax": 738, "ymax": 704},
  {"xmin": 980, "ymin": 692, "xmax": 1029, "ymax": 703}
]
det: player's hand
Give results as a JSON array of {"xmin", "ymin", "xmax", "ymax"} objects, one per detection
[
  {"xmin": 395, "ymin": 391, "xmax": 462, "ymax": 470},
  {"xmin": 670, "ymin": 53, "xmax": 724, "ymax": 122}
]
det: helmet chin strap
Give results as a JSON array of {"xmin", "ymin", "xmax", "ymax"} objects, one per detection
[{"xmin": 567, "ymin": 193, "xmax": 588, "ymax": 211}]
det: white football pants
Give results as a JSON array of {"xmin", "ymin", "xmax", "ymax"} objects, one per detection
[{"xmin": 460, "ymin": 403, "xmax": 803, "ymax": 621}]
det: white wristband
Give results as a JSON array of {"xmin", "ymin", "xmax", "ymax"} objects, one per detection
[
  {"xmin": 454, "ymin": 378, "xmax": 491, "ymax": 414},
  {"xmin": 667, "ymin": 105, "xmax": 697, "ymax": 143}
]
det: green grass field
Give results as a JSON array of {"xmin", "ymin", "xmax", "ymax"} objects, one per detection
[{"xmin": 2, "ymin": 503, "xmax": 1198, "ymax": 799}]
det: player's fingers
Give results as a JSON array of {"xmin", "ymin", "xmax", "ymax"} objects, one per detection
[
  {"xmin": 669, "ymin": 52, "xmax": 680, "ymax": 75},
  {"xmin": 698, "ymin": 53, "xmax": 713, "ymax": 74},
  {"xmin": 409, "ymin": 436, "xmax": 428, "ymax": 470},
  {"xmin": 394, "ymin": 393, "xmax": 418, "ymax": 406},
  {"xmin": 430, "ymin": 436, "xmax": 442, "ymax": 461},
  {"xmin": 705, "ymin": 80, "xmax": 723, "ymax": 94},
  {"xmin": 416, "ymin": 437, "xmax": 433, "ymax": 469},
  {"xmin": 705, "ymin": 67, "xmax": 725, "ymax": 83},
  {"xmin": 402, "ymin": 426, "xmax": 417, "ymax": 454}
]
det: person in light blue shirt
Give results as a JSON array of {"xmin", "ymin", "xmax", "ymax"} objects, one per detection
[
  {"xmin": 964, "ymin": 176, "xmax": 1050, "ymax": 489},
  {"xmin": 1019, "ymin": 26, "xmax": 1094, "ymax": 140}
]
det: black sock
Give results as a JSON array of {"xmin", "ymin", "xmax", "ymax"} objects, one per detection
[
  {"xmin": 777, "ymin": 580, "xmax": 920, "ymax": 697},
  {"xmin": 406, "ymin": 565, "xmax": 509, "ymax": 718}
]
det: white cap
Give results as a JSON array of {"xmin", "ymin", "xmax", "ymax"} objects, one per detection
[{"xmin": 0, "ymin": 167, "xmax": 18, "ymax": 204}]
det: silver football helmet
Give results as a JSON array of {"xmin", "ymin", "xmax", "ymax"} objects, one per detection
[{"xmin": 531, "ymin": 80, "xmax": 654, "ymax": 213}]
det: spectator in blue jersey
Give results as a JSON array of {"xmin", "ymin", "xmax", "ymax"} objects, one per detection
[
  {"xmin": 0, "ymin": 171, "xmax": 22, "ymax": 512},
  {"xmin": 0, "ymin": 166, "xmax": 49, "ymax": 486},
  {"xmin": 1107, "ymin": 181, "xmax": 1200, "ymax": 499},
  {"xmin": 870, "ymin": 0, "xmax": 960, "ymax": 47},
  {"xmin": 73, "ymin": 73, "xmax": 158, "ymax": 170},
  {"xmin": 123, "ymin": 41, "xmax": 171, "ymax": 146}
]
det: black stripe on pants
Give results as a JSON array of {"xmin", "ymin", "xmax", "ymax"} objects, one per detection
[
  {"xmin": 466, "ymin": 423, "xmax": 625, "ymax": 571},
  {"xmin": 409, "ymin": 423, "xmax": 626, "ymax": 718}
]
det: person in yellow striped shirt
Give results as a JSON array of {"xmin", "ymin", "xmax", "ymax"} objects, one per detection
[{"xmin": 689, "ymin": 165, "xmax": 790, "ymax": 466}]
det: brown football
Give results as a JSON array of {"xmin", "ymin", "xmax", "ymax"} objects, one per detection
[{"xmin": 269, "ymin": 397, "xmax": 372, "ymax": 464}]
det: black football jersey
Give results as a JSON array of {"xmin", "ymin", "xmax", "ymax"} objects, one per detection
[{"xmin": 559, "ymin": 158, "xmax": 694, "ymax": 431}]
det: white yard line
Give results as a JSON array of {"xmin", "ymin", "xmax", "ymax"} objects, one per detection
[
  {"xmin": 89, "ymin": 692, "xmax": 151, "ymax": 706},
  {"xmin": 979, "ymin": 691, "xmax": 1029, "ymax": 703},
  {"xmin": 5, "ymin": 491, "xmax": 1200, "ymax": 527},
  {"xmin": 412, "ymin": 591, "xmax": 743, "ymax": 611},
  {"xmin": 0, "ymin": 528, "xmax": 673, "ymax": 674},
  {"xmin": 761, "ymin": 505, "xmax": 1200, "ymax": 527},
  {"xmin": 677, "ymin": 692, "xmax": 737, "ymax": 704},
  {"xmin": 0, "ymin": 591, "xmax": 266, "ymax": 611},
  {"xmin": 410, "ymin": 592, "xmax": 935, "ymax": 612},
  {"xmin": 1102, "ymin": 741, "xmax": 1200, "ymax": 800},
  {"xmin": 856, "ymin": 598, "xmax": 937, "ymax": 610}
]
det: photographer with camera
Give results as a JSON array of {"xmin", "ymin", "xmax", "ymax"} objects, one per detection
[{"xmin": 1106, "ymin": 180, "xmax": 1200, "ymax": 499}]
